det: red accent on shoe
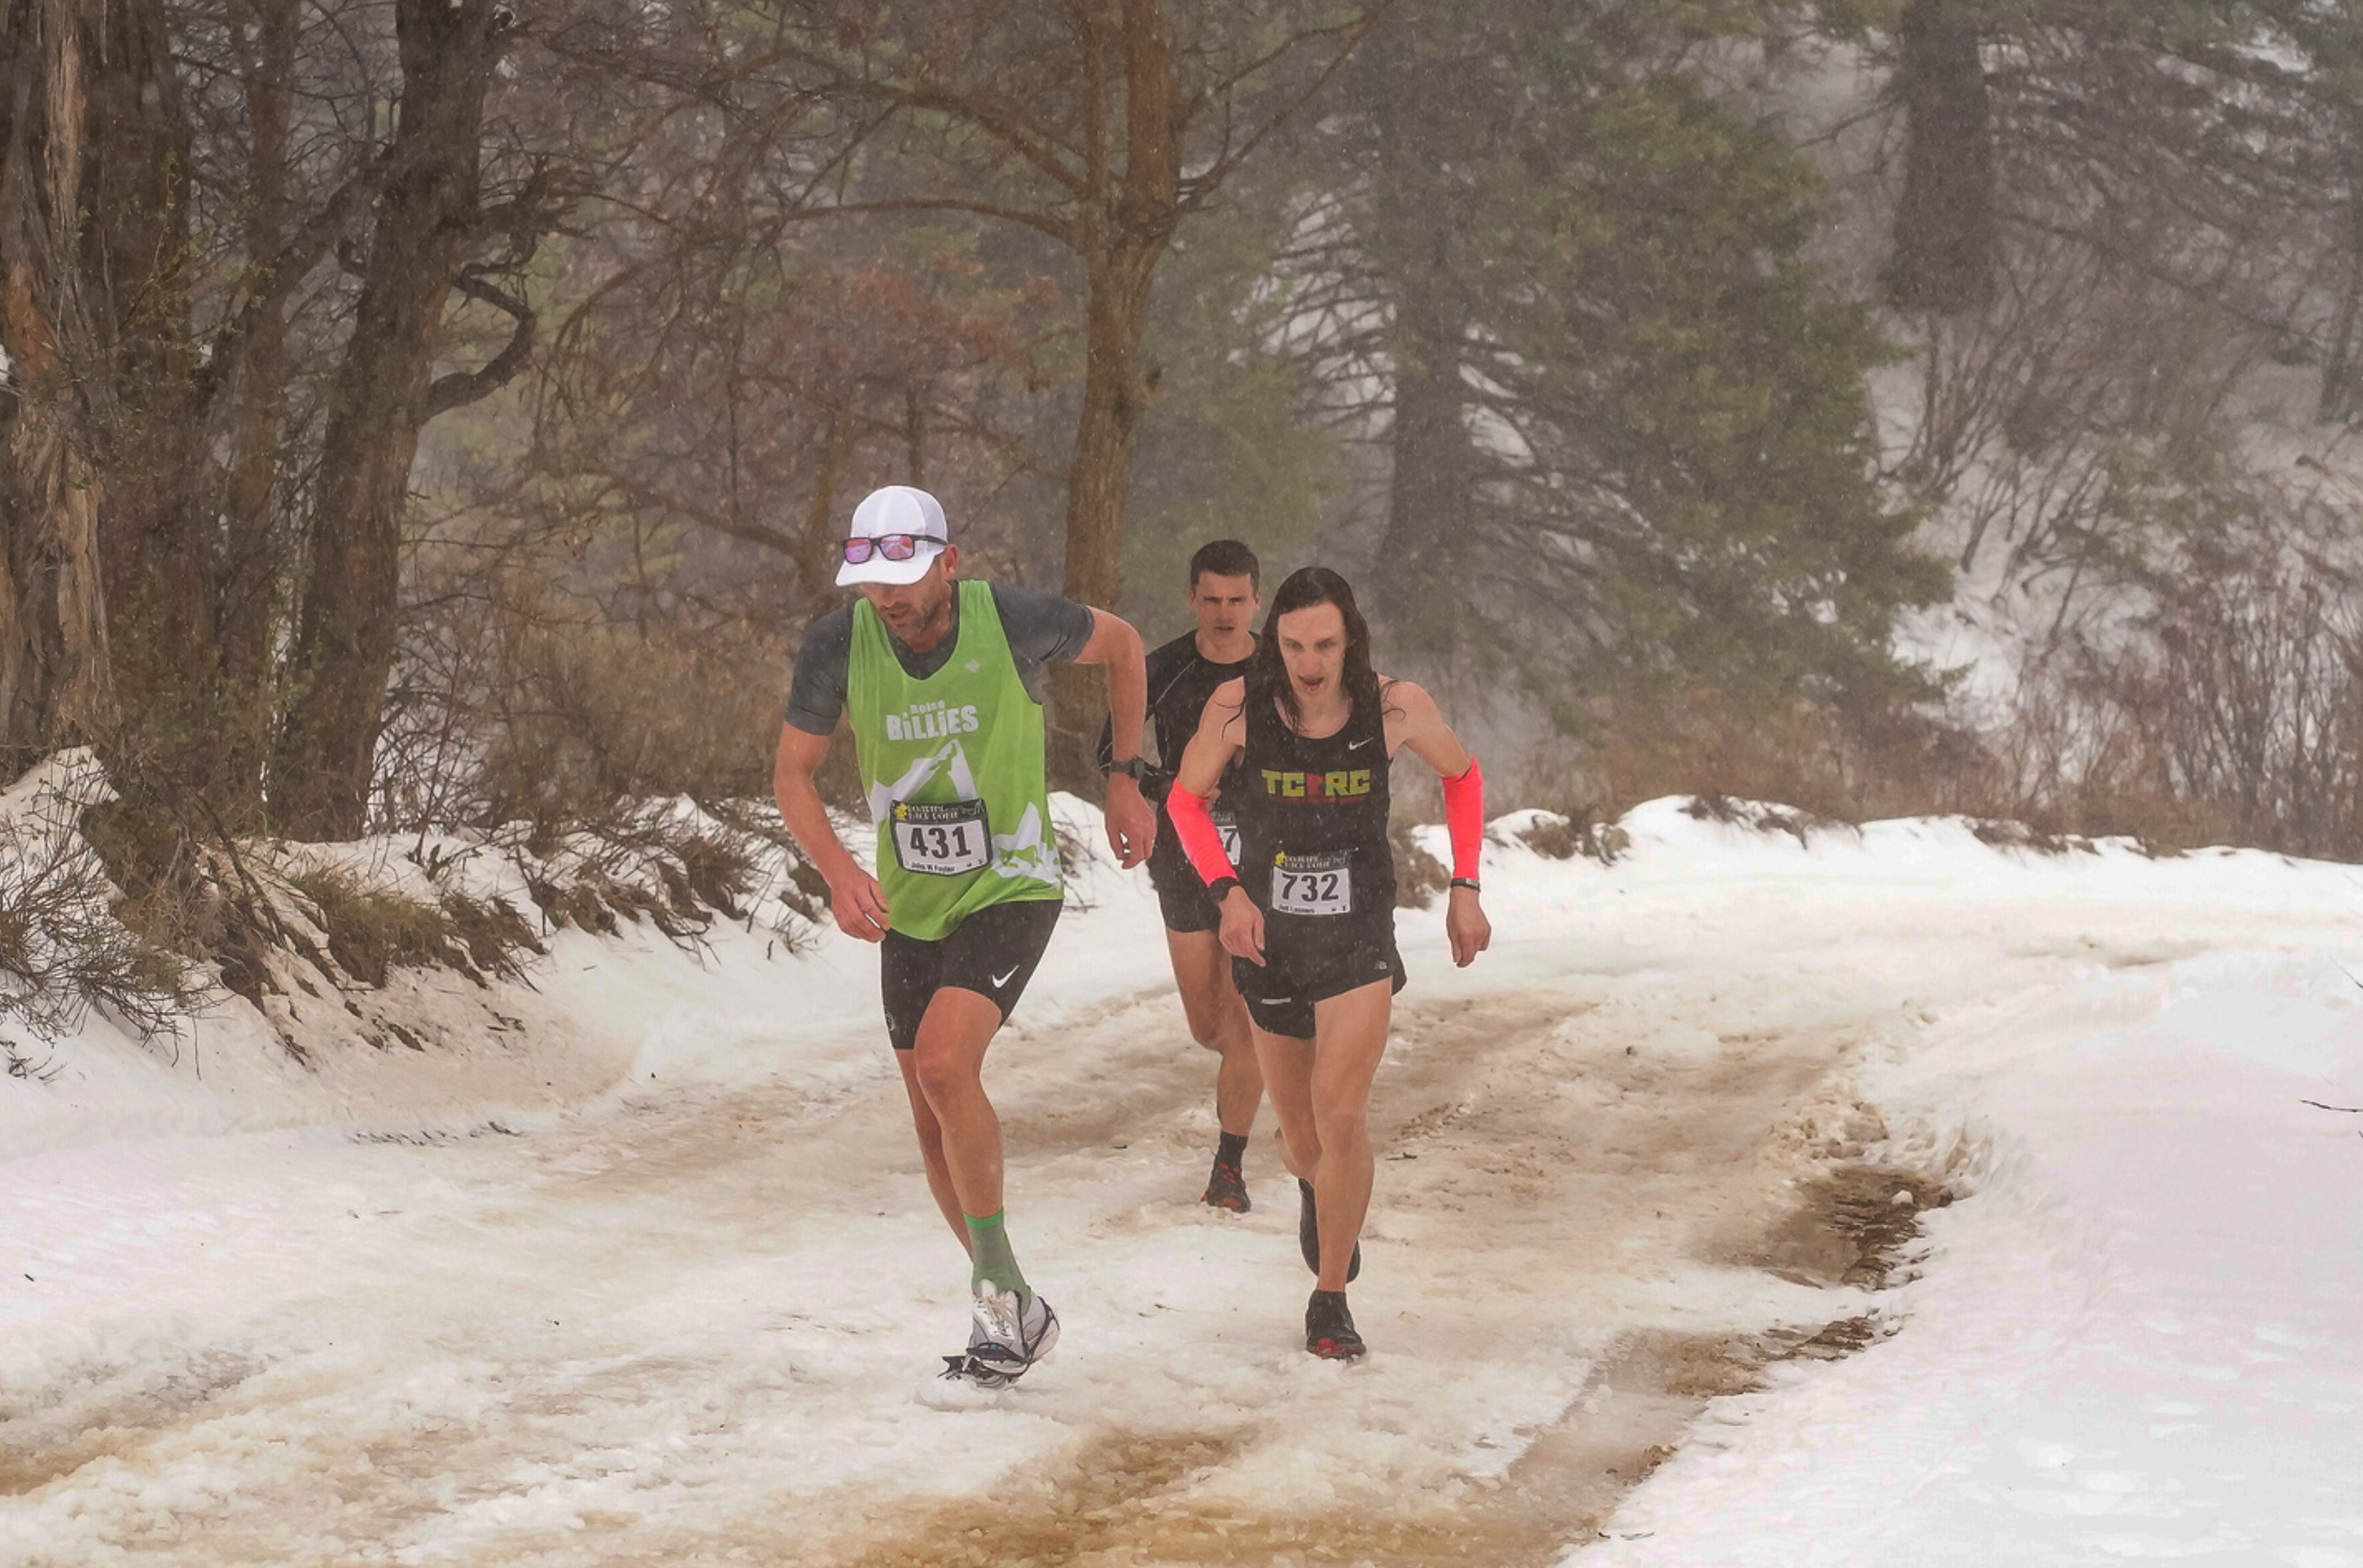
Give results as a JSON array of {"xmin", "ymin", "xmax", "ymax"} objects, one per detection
[{"xmin": 1203, "ymin": 1159, "xmax": 1251, "ymax": 1212}]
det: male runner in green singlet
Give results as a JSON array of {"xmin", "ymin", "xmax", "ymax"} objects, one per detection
[
  {"xmin": 1098, "ymin": 540, "xmax": 1265, "ymax": 1211},
  {"xmin": 773, "ymin": 486, "xmax": 1156, "ymax": 1387}
]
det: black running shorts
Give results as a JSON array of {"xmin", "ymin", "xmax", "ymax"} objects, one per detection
[
  {"xmin": 880, "ymin": 897, "xmax": 1062, "ymax": 1052},
  {"xmin": 1231, "ymin": 931, "xmax": 1405, "ymax": 1040},
  {"xmin": 1147, "ymin": 846, "xmax": 1222, "ymax": 935}
]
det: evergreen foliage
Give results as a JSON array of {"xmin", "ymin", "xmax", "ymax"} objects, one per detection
[
  {"xmin": 1120, "ymin": 196, "xmax": 1345, "ymax": 638},
  {"xmin": 1260, "ymin": 0, "xmax": 1947, "ymax": 711}
]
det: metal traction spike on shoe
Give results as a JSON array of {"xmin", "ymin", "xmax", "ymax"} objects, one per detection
[
  {"xmin": 965, "ymin": 1282, "xmax": 1059, "ymax": 1380},
  {"xmin": 937, "ymin": 1353, "xmax": 1021, "ymax": 1389}
]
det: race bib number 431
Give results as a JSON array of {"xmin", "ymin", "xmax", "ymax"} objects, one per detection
[
  {"xmin": 891, "ymin": 799, "xmax": 991, "ymax": 876},
  {"xmin": 1271, "ymin": 850, "xmax": 1353, "ymax": 916}
]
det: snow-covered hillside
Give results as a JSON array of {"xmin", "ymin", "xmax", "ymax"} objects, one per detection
[{"xmin": 3, "ymin": 793, "xmax": 2360, "ymax": 1565}]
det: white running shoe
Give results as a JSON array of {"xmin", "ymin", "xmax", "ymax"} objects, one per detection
[{"xmin": 962, "ymin": 1282, "xmax": 1059, "ymax": 1381}]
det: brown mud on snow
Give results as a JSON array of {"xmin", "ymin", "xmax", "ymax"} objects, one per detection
[
  {"xmin": 805, "ymin": 1165, "xmax": 1944, "ymax": 1568},
  {"xmin": 781, "ymin": 989, "xmax": 1955, "ymax": 1568},
  {"xmin": 0, "ymin": 1352, "xmax": 260, "ymax": 1500},
  {"xmin": 0, "ymin": 986, "xmax": 1954, "ymax": 1567}
]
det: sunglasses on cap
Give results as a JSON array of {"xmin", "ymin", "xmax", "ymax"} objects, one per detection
[{"xmin": 841, "ymin": 533, "xmax": 942, "ymax": 565}]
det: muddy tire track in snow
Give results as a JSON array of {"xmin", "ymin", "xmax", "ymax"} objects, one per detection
[
  {"xmin": 612, "ymin": 982, "xmax": 1949, "ymax": 1568},
  {"xmin": 0, "ymin": 967, "xmax": 1948, "ymax": 1567}
]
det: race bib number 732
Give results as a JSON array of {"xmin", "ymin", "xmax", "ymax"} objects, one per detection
[
  {"xmin": 891, "ymin": 799, "xmax": 991, "ymax": 876},
  {"xmin": 1270, "ymin": 849, "xmax": 1353, "ymax": 916}
]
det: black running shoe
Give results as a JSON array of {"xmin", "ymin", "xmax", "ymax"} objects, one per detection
[
  {"xmin": 1295, "ymin": 1178, "xmax": 1361, "ymax": 1283},
  {"xmin": 1305, "ymin": 1288, "xmax": 1366, "ymax": 1359},
  {"xmin": 1203, "ymin": 1156, "xmax": 1251, "ymax": 1212}
]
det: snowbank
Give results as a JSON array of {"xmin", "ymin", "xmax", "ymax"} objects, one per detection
[{"xmin": 6, "ymin": 782, "xmax": 2362, "ymax": 1564}]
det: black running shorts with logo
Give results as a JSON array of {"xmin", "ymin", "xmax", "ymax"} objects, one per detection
[
  {"xmin": 1231, "ymin": 932, "xmax": 1406, "ymax": 1040},
  {"xmin": 880, "ymin": 896, "xmax": 1062, "ymax": 1052}
]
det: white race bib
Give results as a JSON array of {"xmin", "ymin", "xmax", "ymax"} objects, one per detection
[
  {"xmin": 1213, "ymin": 810, "xmax": 1242, "ymax": 865},
  {"xmin": 1271, "ymin": 850, "xmax": 1353, "ymax": 916},
  {"xmin": 891, "ymin": 799, "xmax": 991, "ymax": 876}
]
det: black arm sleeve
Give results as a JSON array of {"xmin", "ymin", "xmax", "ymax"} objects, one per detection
[{"xmin": 782, "ymin": 607, "xmax": 856, "ymax": 736}]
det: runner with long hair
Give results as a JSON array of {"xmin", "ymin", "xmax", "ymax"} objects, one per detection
[{"xmin": 1163, "ymin": 566, "xmax": 1491, "ymax": 1357}]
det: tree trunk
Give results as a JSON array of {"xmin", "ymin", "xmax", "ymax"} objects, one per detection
[
  {"xmin": 1886, "ymin": 0, "xmax": 1997, "ymax": 314},
  {"xmin": 1048, "ymin": 233, "xmax": 1164, "ymax": 790},
  {"xmin": 2319, "ymin": 135, "xmax": 2363, "ymax": 422},
  {"xmin": 83, "ymin": 0, "xmax": 213, "ymax": 793},
  {"xmin": 0, "ymin": 0, "xmax": 113, "ymax": 773},
  {"xmin": 207, "ymin": 0, "xmax": 300, "ymax": 814},
  {"xmin": 1048, "ymin": 0, "xmax": 1177, "ymax": 783},
  {"xmin": 1377, "ymin": 266, "xmax": 1476, "ymax": 650},
  {"xmin": 1061, "ymin": 240, "xmax": 1163, "ymax": 614},
  {"xmin": 272, "ymin": 0, "xmax": 507, "ymax": 838},
  {"xmin": 1364, "ymin": 10, "xmax": 1473, "ymax": 646}
]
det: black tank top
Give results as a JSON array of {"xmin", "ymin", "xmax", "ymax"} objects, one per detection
[{"xmin": 1234, "ymin": 672, "xmax": 1395, "ymax": 943}]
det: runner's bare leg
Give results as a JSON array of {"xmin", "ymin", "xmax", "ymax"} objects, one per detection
[
  {"xmin": 893, "ymin": 1050, "xmax": 973, "ymax": 1249},
  {"xmin": 906, "ymin": 987, "xmax": 1010, "ymax": 1222},
  {"xmin": 1166, "ymin": 927, "xmax": 1263, "ymax": 1136},
  {"xmin": 1307, "ymin": 981, "xmax": 1391, "ymax": 1294},
  {"xmin": 1254, "ymin": 1026, "xmax": 1319, "ymax": 1183}
]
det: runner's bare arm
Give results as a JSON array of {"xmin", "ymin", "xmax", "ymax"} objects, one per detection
[
  {"xmin": 1171, "ymin": 679, "xmax": 1264, "ymax": 965},
  {"xmin": 772, "ymin": 723, "xmax": 892, "ymax": 941},
  {"xmin": 1074, "ymin": 609, "xmax": 1157, "ymax": 868},
  {"xmin": 1380, "ymin": 678, "xmax": 1472, "ymax": 776},
  {"xmin": 1377, "ymin": 679, "xmax": 1491, "ymax": 967}
]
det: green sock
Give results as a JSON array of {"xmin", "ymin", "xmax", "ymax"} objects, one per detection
[{"xmin": 964, "ymin": 1209, "xmax": 1029, "ymax": 1300}]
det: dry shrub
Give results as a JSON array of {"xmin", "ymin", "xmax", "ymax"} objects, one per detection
[
  {"xmin": 292, "ymin": 869, "xmax": 453, "ymax": 987},
  {"xmin": 516, "ymin": 807, "xmax": 814, "ymax": 949},
  {"xmin": 1679, "ymin": 793, "xmax": 1837, "ymax": 847},
  {"xmin": 1, "ymin": 760, "xmax": 202, "ymax": 1045},
  {"xmin": 81, "ymin": 793, "xmax": 229, "ymax": 967},
  {"xmin": 1513, "ymin": 805, "xmax": 1630, "ymax": 864},
  {"xmin": 673, "ymin": 831, "xmax": 755, "ymax": 919},
  {"xmin": 87, "ymin": 792, "xmax": 372, "ymax": 1007},
  {"xmin": 383, "ymin": 579, "xmax": 792, "ymax": 836},
  {"xmin": 289, "ymin": 868, "xmax": 542, "ymax": 989},
  {"xmin": 1990, "ymin": 525, "xmax": 2363, "ymax": 858},
  {"xmin": 1389, "ymin": 820, "xmax": 1449, "ymax": 908},
  {"xmin": 475, "ymin": 619, "xmax": 781, "ymax": 828},
  {"xmin": 440, "ymin": 889, "xmax": 545, "ymax": 975},
  {"xmin": 1967, "ymin": 818, "xmax": 2091, "ymax": 856},
  {"xmin": 1559, "ymin": 673, "xmax": 1997, "ymax": 831}
]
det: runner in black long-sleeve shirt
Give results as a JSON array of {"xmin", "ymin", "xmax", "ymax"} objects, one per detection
[{"xmin": 1099, "ymin": 540, "xmax": 1267, "ymax": 1211}]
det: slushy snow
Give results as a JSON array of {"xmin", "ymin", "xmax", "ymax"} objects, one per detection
[{"xmin": 1, "ymin": 791, "xmax": 2359, "ymax": 1564}]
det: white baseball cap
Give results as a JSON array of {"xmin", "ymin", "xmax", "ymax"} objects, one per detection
[{"xmin": 836, "ymin": 485, "xmax": 950, "ymax": 587}]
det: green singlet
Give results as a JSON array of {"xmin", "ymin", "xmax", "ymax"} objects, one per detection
[{"xmin": 847, "ymin": 578, "xmax": 1062, "ymax": 942}]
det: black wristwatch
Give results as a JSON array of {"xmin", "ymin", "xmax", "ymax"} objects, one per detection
[
  {"xmin": 1207, "ymin": 875, "xmax": 1243, "ymax": 903},
  {"xmin": 1104, "ymin": 756, "xmax": 1149, "ymax": 782}
]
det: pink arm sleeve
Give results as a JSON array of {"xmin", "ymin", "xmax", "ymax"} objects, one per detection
[
  {"xmin": 1167, "ymin": 783, "xmax": 1240, "ymax": 887},
  {"xmin": 1442, "ymin": 756, "xmax": 1484, "ymax": 879}
]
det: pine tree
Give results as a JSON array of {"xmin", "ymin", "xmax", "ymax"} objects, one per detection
[{"xmin": 1269, "ymin": 0, "xmax": 1945, "ymax": 708}]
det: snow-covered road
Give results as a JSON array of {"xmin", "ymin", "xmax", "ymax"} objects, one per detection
[{"xmin": 6, "ymin": 800, "xmax": 2362, "ymax": 1565}]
